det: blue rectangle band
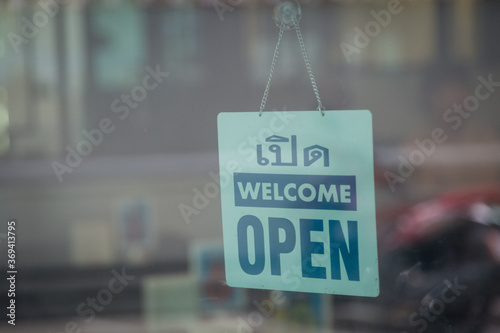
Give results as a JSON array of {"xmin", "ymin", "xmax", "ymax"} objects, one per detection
[{"xmin": 234, "ymin": 173, "xmax": 357, "ymax": 210}]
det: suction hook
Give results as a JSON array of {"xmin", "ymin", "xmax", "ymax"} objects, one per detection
[{"xmin": 274, "ymin": 0, "xmax": 301, "ymax": 31}]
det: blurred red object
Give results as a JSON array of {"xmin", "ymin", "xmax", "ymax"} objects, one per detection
[{"xmin": 384, "ymin": 185, "xmax": 500, "ymax": 251}]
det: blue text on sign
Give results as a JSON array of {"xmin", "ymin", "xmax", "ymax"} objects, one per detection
[
  {"xmin": 237, "ymin": 215, "xmax": 360, "ymax": 281},
  {"xmin": 234, "ymin": 173, "xmax": 357, "ymax": 210}
]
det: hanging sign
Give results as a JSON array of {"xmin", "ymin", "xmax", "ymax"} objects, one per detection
[{"xmin": 217, "ymin": 110, "xmax": 379, "ymax": 296}]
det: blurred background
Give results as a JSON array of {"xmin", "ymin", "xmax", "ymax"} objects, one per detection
[{"xmin": 1, "ymin": 0, "xmax": 500, "ymax": 332}]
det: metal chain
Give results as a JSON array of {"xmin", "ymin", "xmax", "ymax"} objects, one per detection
[
  {"xmin": 259, "ymin": 17, "xmax": 324, "ymax": 116},
  {"xmin": 259, "ymin": 23, "xmax": 285, "ymax": 116},
  {"xmin": 293, "ymin": 17, "xmax": 324, "ymax": 115}
]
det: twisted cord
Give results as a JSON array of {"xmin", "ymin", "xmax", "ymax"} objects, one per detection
[
  {"xmin": 259, "ymin": 23, "xmax": 285, "ymax": 116},
  {"xmin": 293, "ymin": 17, "xmax": 324, "ymax": 115}
]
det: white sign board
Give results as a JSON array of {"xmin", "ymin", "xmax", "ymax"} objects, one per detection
[{"xmin": 217, "ymin": 110, "xmax": 379, "ymax": 297}]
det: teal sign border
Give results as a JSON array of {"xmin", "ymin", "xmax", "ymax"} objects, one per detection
[{"xmin": 217, "ymin": 110, "xmax": 379, "ymax": 297}]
